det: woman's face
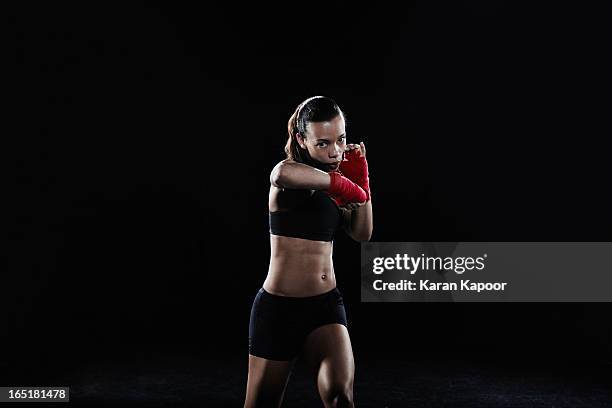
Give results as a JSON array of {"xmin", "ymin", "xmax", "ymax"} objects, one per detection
[{"xmin": 298, "ymin": 115, "xmax": 346, "ymax": 172}]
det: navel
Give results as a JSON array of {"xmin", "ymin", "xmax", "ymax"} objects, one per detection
[{"xmin": 321, "ymin": 274, "xmax": 327, "ymax": 280}]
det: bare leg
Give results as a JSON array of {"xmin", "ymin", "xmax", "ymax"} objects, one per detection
[
  {"xmin": 302, "ymin": 323, "xmax": 355, "ymax": 408},
  {"xmin": 244, "ymin": 354, "xmax": 296, "ymax": 408}
]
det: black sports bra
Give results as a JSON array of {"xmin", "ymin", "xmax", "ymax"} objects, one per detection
[{"xmin": 269, "ymin": 189, "xmax": 343, "ymax": 242}]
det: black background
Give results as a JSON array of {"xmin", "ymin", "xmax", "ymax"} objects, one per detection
[{"xmin": 5, "ymin": 0, "xmax": 612, "ymax": 403}]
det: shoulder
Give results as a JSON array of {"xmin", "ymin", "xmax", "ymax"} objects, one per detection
[
  {"xmin": 270, "ymin": 159, "xmax": 300, "ymax": 188},
  {"xmin": 270, "ymin": 158, "xmax": 294, "ymax": 173},
  {"xmin": 275, "ymin": 158, "xmax": 295, "ymax": 167}
]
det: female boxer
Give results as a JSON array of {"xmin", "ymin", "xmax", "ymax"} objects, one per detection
[{"xmin": 244, "ymin": 96, "xmax": 373, "ymax": 408}]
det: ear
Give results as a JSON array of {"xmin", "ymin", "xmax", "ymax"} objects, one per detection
[{"xmin": 296, "ymin": 132, "xmax": 306, "ymax": 149}]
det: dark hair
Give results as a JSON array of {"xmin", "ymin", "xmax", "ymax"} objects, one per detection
[{"xmin": 285, "ymin": 96, "xmax": 346, "ymax": 165}]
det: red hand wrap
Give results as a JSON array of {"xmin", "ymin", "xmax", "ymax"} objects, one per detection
[
  {"xmin": 326, "ymin": 171, "xmax": 367, "ymax": 207},
  {"xmin": 339, "ymin": 149, "xmax": 370, "ymax": 200}
]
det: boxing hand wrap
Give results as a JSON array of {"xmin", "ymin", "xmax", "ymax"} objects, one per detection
[
  {"xmin": 326, "ymin": 171, "xmax": 368, "ymax": 207},
  {"xmin": 339, "ymin": 149, "xmax": 370, "ymax": 200}
]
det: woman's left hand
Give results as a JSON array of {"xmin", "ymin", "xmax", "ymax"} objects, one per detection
[
  {"xmin": 345, "ymin": 142, "xmax": 366, "ymax": 158},
  {"xmin": 340, "ymin": 141, "xmax": 370, "ymax": 201}
]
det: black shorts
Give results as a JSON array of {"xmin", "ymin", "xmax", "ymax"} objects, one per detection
[{"xmin": 248, "ymin": 287, "xmax": 348, "ymax": 361}]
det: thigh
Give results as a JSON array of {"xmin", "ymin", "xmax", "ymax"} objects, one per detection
[
  {"xmin": 244, "ymin": 354, "xmax": 296, "ymax": 408},
  {"xmin": 301, "ymin": 323, "xmax": 355, "ymax": 385}
]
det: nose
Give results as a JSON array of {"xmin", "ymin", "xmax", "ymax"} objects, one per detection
[{"xmin": 330, "ymin": 144, "xmax": 341, "ymax": 159}]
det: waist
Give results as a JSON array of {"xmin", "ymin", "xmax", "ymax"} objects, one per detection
[
  {"xmin": 263, "ymin": 265, "xmax": 336, "ymax": 296},
  {"xmin": 269, "ymin": 257, "xmax": 333, "ymax": 273}
]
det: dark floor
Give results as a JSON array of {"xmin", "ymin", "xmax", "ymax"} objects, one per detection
[{"xmin": 3, "ymin": 350, "xmax": 611, "ymax": 408}]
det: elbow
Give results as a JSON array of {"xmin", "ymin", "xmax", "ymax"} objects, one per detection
[{"xmin": 270, "ymin": 171, "xmax": 281, "ymax": 188}]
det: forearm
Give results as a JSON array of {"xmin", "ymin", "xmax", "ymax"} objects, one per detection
[
  {"xmin": 350, "ymin": 199, "xmax": 373, "ymax": 241},
  {"xmin": 271, "ymin": 161, "xmax": 330, "ymax": 190}
]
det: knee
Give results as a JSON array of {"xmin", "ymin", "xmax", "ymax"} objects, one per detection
[{"xmin": 320, "ymin": 384, "xmax": 354, "ymax": 407}]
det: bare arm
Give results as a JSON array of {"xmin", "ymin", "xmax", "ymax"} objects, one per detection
[
  {"xmin": 341, "ymin": 199, "xmax": 373, "ymax": 242},
  {"xmin": 270, "ymin": 160, "xmax": 331, "ymax": 190}
]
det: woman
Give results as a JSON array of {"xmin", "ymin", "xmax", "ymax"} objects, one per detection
[{"xmin": 244, "ymin": 96, "xmax": 373, "ymax": 408}]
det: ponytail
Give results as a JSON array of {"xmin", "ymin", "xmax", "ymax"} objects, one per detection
[{"xmin": 285, "ymin": 101, "xmax": 310, "ymax": 163}]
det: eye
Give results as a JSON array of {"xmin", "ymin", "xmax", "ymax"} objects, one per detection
[
  {"xmin": 339, "ymin": 137, "xmax": 345, "ymax": 143},
  {"xmin": 317, "ymin": 142, "xmax": 328, "ymax": 147}
]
